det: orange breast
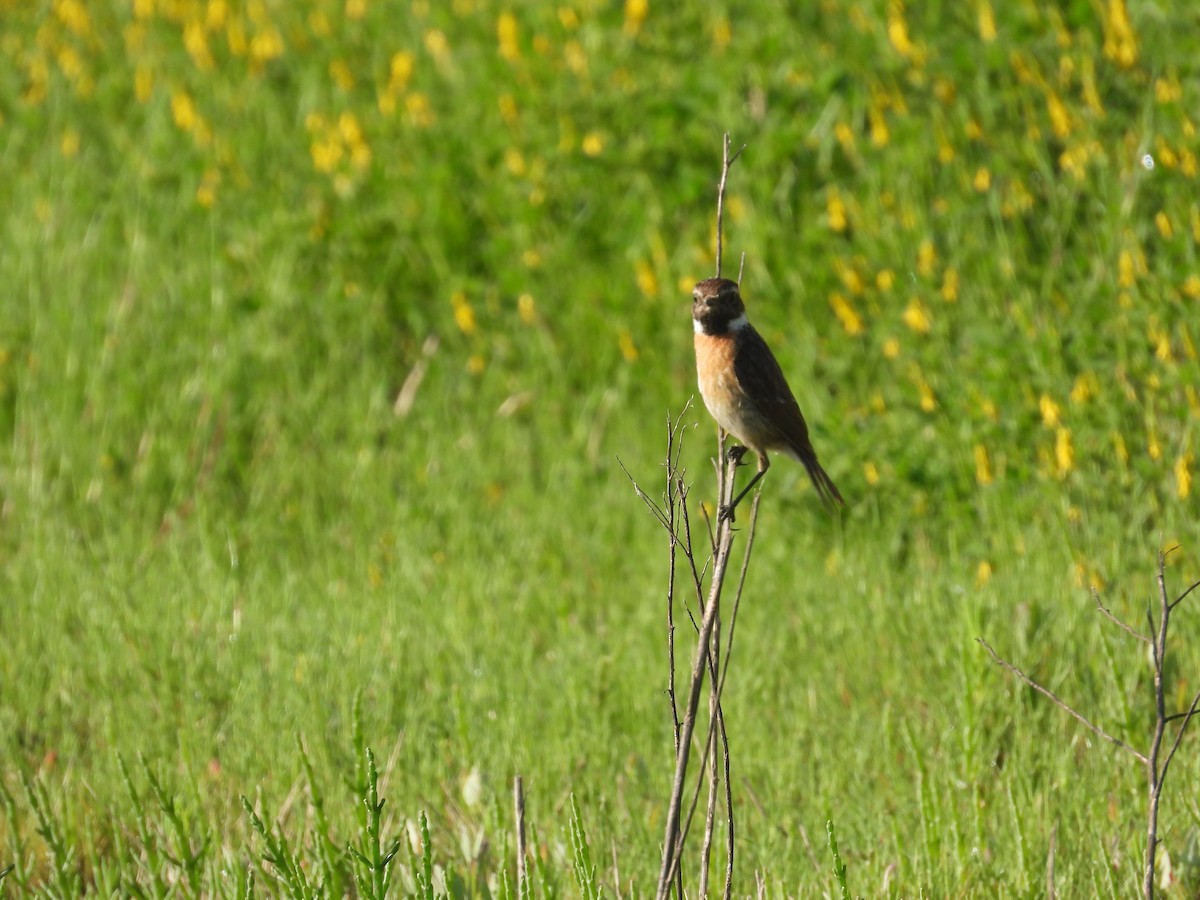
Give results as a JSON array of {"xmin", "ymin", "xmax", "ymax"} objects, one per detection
[{"xmin": 694, "ymin": 331, "xmax": 762, "ymax": 448}]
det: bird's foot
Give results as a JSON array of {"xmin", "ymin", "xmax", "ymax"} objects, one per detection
[
  {"xmin": 725, "ymin": 445, "xmax": 749, "ymax": 466},
  {"xmin": 717, "ymin": 502, "xmax": 737, "ymax": 525}
]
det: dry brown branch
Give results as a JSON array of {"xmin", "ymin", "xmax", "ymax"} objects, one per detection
[
  {"xmin": 976, "ymin": 637, "xmax": 1146, "ymax": 763},
  {"xmin": 513, "ymin": 776, "xmax": 527, "ymax": 894},
  {"xmin": 612, "ymin": 131, "xmax": 760, "ymax": 900},
  {"xmin": 1046, "ymin": 823, "xmax": 1057, "ymax": 900},
  {"xmin": 714, "ymin": 134, "xmax": 746, "ymax": 278},
  {"xmin": 980, "ymin": 550, "xmax": 1200, "ymax": 900},
  {"xmin": 1093, "ymin": 588, "xmax": 1150, "ymax": 644},
  {"xmin": 393, "ymin": 335, "xmax": 439, "ymax": 417}
]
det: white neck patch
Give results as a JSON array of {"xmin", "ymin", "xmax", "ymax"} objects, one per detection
[{"xmin": 694, "ymin": 312, "xmax": 749, "ymax": 335}]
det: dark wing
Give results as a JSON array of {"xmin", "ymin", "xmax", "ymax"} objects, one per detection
[{"xmin": 734, "ymin": 326, "xmax": 844, "ymax": 507}]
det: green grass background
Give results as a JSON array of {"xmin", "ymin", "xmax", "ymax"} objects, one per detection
[{"xmin": 2, "ymin": 0, "xmax": 1199, "ymax": 894}]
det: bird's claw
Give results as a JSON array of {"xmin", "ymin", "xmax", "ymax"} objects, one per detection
[
  {"xmin": 717, "ymin": 503, "xmax": 736, "ymax": 525},
  {"xmin": 725, "ymin": 445, "xmax": 748, "ymax": 466}
]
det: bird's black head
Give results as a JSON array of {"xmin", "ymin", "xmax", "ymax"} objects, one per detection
[{"xmin": 692, "ymin": 278, "xmax": 747, "ymax": 335}]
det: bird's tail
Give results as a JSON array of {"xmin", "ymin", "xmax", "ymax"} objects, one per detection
[{"xmin": 798, "ymin": 451, "xmax": 845, "ymax": 508}]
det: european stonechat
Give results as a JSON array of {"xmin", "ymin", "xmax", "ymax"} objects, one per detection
[{"xmin": 692, "ymin": 277, "xmax": 844, "ymax": 519}]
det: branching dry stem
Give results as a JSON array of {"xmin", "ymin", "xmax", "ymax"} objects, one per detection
[{"xmin": 979, "ymin": 548, "xmax": 1200, "ymax": 900}]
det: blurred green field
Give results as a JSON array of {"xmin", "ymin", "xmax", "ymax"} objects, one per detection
[{"xmin": 2, "ymin": 0, "xmax": 1199, "ymax": 895}]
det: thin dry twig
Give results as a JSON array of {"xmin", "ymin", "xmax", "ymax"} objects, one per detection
[
  {"xmin": 1046, "ymin": 823, "xmax": 1058, "ymax": 900},
  {"xmin": 652, "ymin": 131, "xmax": 755, "ymax": 900},
  {"xmin": 981, "ymin": 549, "xmax": 1200, "ymax": 900},
  {"xmin": 976, "ymin": 637, "xmax": 1147, "ymax": 764},
  {"xmin": 656, "ymin": 498, "xmax": 736, "ymax": 897},
  {"xmin": 1093, "ymin": 588, "xmax": 1150, "ymax": 644},
  {"xmin": 714, "ymin": 133, "xmax": 746, "ymax": 278},
  {"xmin": 1168, "ymin": 578, "xmax": 1200, "ymax": 611},
  {"xmin": 393, "ymin": 335, "xmax": 439, "ymax": 417},
  {"xmin": 513, "ymin": 776, "xmax": 527, "ymax": 894}
]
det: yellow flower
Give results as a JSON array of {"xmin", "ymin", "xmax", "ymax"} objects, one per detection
[
  {"xmin": 1149, "ymin": 321, "xmax": 1171, "ymax": 360},
  {"xmin": 134, "ymin": 62, "xmax": 154, "ymax": 102},
  {"xmin": 974, "ymin": 444, "xmax": 993, "ymax": 485},
  {"xmin": 390, "ymin": 52, "xmax": 415, "ymax": 91},
  {"xmin": 424, "ymin": 29, "xmax": 450, "ymax": 62},
  {"xmin": 517, "ymin": 293, "xmax": 537, "ymax": 324},
  {"xmin": 1177, "ymin": 452, "xmax": 1193, "ymax": 498},
  {"xmin": 635, "ymin": 260, "xmax": 658, "ymax": 298},
  {"xmin": 249, "ymin": 25, "xmax": 284, "ymax": 67},
  {"xmin": 903, "ymin": 297, "xmax": 931, "ymax": 334},
  {"xmin": 330, "ymin": 59, "xmax": 354, "ymax": 91},
  {"xmin": 887, "ymin": 0, "xmax": 914, "ymax": 58},
  {"xmin": 837, "ymin": 263, "xmax": 865, "ymax": 295},
  {"xmin": 1046, "ymin": 92, "xmax": 1071, "ymax": 139},
  {"xmin": 869, "ymin": 104, "xmax": 889, "ymax": 147},
  {"xmin": 311, "ymin": 138, "xmax": 342, "ymax": 174},
  {"xmin": 451, "ymin": 291, "xmax": 476, "ymax": 335},
  {"xmin": 941, "ymin": 267, "xmax": 958, "ymax": 302},
  {"xmin": 1148, "ymin": 428, "xmax": 1161, "ymax": 460},
  {"xmin": 618, "ymin": 329, "xmax": 639, "ymax": 362},
  {"xmin": 503, "ymin": 147, "xmax": 526, "ymax": 176},
  {"xmin": 56, "ymin": 0, "xmax": 91, "ymax": 35},
  {"xmin": 1155, "ymin": 211, "xmax": 1173, "ymax": 239},
  {"xmin": 1155, "ymin": 77, "xmax": 1181, "ymax": 104},
  {"xmin": 1183, "ymin": 275, "xmax": 1200, "ymax": 299},
  {"xmin": 623, "ymin": 0, "xmax": 648, "ymax": 36},
  {"xmin": 171, "ymin": 89, "xmax": 198, "ymax": 132},
  {"xmin": 61, "ymin": 128, "xmax": 80, "ymax": 158},
  {"xmin": 882, "ymin": 337, "xmax": 901, "ymax": 359},
  {"xmin": 558, "ymin": 7, "xmax": 579, "ymax": 29},
  {"xmin": 711, "ymin": 17, "xmax": 732, "ymax": 49},
  {"xmin": 466, "ymin": 355, "xmax": 485, "ymax": 374},
  {"xmin": 563, "ymin": 40, "xmax": 587, "ymax": 74},
  {"xmin": 975, "ymin": 560, "xmax": 993, "ymax": 587},
  {"xmin": 405, "ymin": 92, "xmax": 433, "ymax": 127},
  {"xmin": 1118, "ymin": 249, "xmax": 1135, "ymax": 288},
  {"xmin": 830, "ymin": 293, "xmax": 864, "ymax": 336},
  {"xmin": 1103, "ymin": 0, "xmax": 1137, "ymax": 69},
  {"xmin": 1054, "ymin": 427, "xmax": 1074, "ymax": 476},
  {"xmin": 196, "ymin": 168, "xmax": 220, "ymax": 207},
  {"xmin": 1112, "ymin": 431, "xmax": 1128, "ymax": 464},
  {"xmin": 977, "ymin": 0, "xmax": 996, "ymax": 42},
  {"xmin": 227, "ymin": 18, "xmax": 247, "ymax": 56},
  {"xmin": 581, "ymin": 131, "xmax": 604, "ymax": 156},
  {"xmin": 966, "ymin": 118, "xmax": 983, "ymax": 141},
  {"xmin": 973, "ymin": 166, "xmax": 991, "ymax": 192},
  {"xmin": 864, "ymin": 461, "xmax": 880, "ymax": 485},
  {"xmin": 497, "ymin": 12, "xmax": 520, "ymax": 61},
  {"xmin": 876, "ymin": 269, "xmax": 895, "ymax": 292},
  {"xmin": 827, "ymin": 188, "xmax": 847, "ymax": 232},
  {"xmin": 916, "ymin": 238, "xmax": 937, "ymax": 276},
  {"xmin": 345, "ymin": 0, "xmax": 367, "ymax": 19},
  {"xmin": 918, "ymin": 378, "xmax": 937, "ymax": 412},
  {"xmin": 1070, "ymin": 373, "xmax": 1097, "ymax": 404},
  {"xmin": 498, "ymin": 93, "xmax": 518, "ymax": 123},
  {"xmin": 338, "ymin": 112, "xmax": 362, "ymax": 145},
  {"xmin": 1039, "ymin": 394, "xmax": 1060, "ymax": 427},
  {"xmin": 184, "ymin": 19, "xmax": 214, "ymax": 70},
  {"xmin": 835, "ymin": 122, "xmax": 855, "ymax": 153}
]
